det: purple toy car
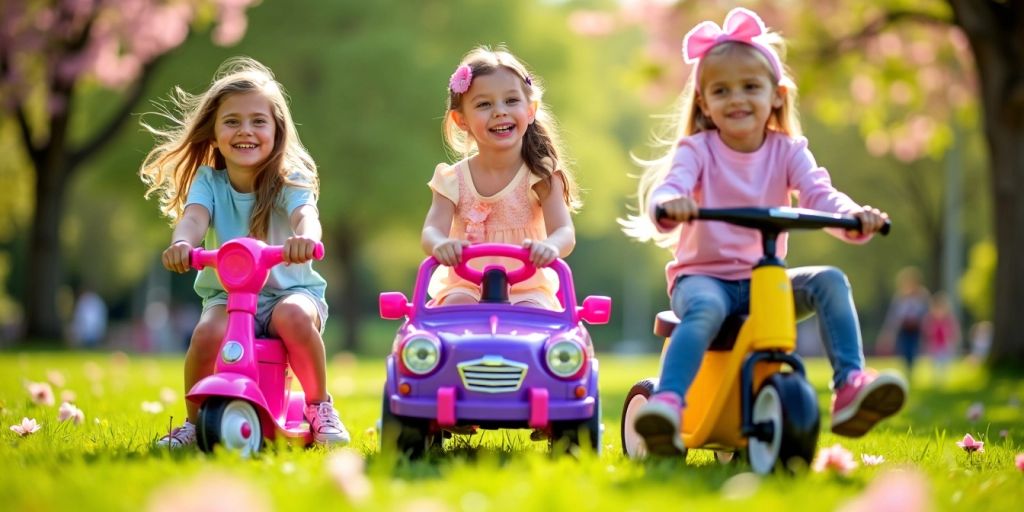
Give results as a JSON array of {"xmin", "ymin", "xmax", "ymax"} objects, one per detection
[{"xmin": 378, "ymin": 243, "xmax": 611, "ymax": 457}]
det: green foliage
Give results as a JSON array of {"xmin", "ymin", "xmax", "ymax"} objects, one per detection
[
  {"xmin": 1, "ymin": 353, "xmax": 1023, "ymax": 510},
  {"xmin": 960, "ymin": 240, "xmax": 995, "ymax": 321},
  {"xmin": 0, "ymin": 0, "xmax": 996, "ymax": 346}
]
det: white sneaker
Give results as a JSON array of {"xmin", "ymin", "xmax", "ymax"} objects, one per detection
[
  {"xmin": 304, "ymin": 401, "xmax": 351, "ymax": 445},
  {"xmin": 156, "ymin": 421, "xmax": 196, "ymax": 449}
]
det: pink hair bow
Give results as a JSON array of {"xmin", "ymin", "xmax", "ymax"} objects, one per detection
[{"xmin": 682, "ymin": 7, "xmax": 782, "ymax": 82}]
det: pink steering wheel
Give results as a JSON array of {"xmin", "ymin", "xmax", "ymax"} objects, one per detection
[{"xmin": 451, "ymin": 243, "xmax": 538, "ymax": 286}]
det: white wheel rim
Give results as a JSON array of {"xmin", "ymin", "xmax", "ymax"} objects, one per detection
[
  {"xmin": 220, "ymin": 400, "xmax": 262, "ymax": 457},
  {"xmin": 748, "ymin": 386, "xmax": 782, "ymax": 474},
  {"xmin": 622, "ymin": 394, "xmax": 649, "ymax": 459}
]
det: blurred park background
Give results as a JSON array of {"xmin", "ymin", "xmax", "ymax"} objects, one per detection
[{"xmin": 0, "ymin": 0, "xmax": 1017, "ymax": 371}]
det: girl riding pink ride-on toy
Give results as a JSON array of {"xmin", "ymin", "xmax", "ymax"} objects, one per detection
[{"xmin": 184, "ymin": 237, "xmax": 325, "ymax": 455}]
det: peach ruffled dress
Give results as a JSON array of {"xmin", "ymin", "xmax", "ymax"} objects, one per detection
[{"xmin": 427, "ymin": 159, "xmax": 562, "ymax": 309}]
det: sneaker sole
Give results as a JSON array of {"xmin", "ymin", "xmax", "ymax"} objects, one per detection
[
  {"xmin": 634, "ymin": 413, "xmax": 685, "ymax": 457},
  {"xmin": 832, "ymin": 376, "xmax": 907, "ymax": 437}
]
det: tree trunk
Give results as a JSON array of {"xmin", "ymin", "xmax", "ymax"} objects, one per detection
[
  {"xmin": 332, "ymin": 225, "xmax": 361, "ymax": 353},
  {"xmin": 22, "ymin": 93, "xmax": 74, "ymax": 342},
  {"xmin": 949, "ymin": 0, "xmax": 1024, "ymax": 367},
  {"xmin": 24, "ymin": 161, "xmax": 69, "ymax": 341}
]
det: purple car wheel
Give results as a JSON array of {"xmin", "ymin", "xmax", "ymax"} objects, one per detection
[
  {"xmin": 550, "ymin": 394, "xmax": 602, "ymax": 455},
  {"xmin": 380, "ymin": 392, "xmax": 438, "ymax": 459}
]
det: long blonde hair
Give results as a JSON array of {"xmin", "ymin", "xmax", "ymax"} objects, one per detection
[
  {"xmin": 139, "ymin": 57, "xmax": 318, "ymax": 240},
  {"xmin": 621, "ymin": 34, "xmax": 800, "ymax": 247},
  {"xmin": 443, "ymin": 46, "xmax": 581, "ymax": 211}
]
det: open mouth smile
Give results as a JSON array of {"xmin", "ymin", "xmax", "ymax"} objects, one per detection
[{"xmin": 489, "ymin": 123, "xmax": 516, "ymax": 135}]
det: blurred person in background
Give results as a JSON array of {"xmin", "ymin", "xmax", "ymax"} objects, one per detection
[{"xmin": 877, "ymin": 266, "xmax": 930, "ymax": 381}]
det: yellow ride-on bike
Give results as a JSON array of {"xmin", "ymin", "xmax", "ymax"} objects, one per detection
[{"xmin": 620, "ymin": 206, "xmax": 889, "ymax": 473}]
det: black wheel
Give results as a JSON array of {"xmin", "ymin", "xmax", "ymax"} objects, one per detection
[
  {"xmin": 621, "ymin": 378, "xmax": 672, "ymax": 460},
  {"xmin": 197, "ymin": 397, "xmax": 263, "ymax": 456},
  {"xmin": 550, "ymin": 394, "xmax": 602, "ymax": 454},
  {"xmin": 746, "ymin": 372, "xmax": 819, "ymax": 474},
  {"xmin": 380, "ymin": 391, "xmax": 436, "ymax": 459}
]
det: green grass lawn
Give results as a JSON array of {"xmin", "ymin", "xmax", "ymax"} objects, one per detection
[{"xmin": 1, "ymin": 351, "xmax": 1021, "ymax": 511}]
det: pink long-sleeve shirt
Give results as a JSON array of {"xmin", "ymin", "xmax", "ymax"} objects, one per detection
[{"xmin": 650, "ymin": 130, "xmax": 868, "ymax": 291}]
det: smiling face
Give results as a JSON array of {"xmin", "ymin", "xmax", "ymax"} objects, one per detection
[
  {"xmin": 212, "ymin": 91, "xmax": 277, "ymax": 181},
  {"xmin": 697, "ymin": 46, "xmax": 784, "ymax": 152},
  {"xmin": 451, "ymin": 67, "xmax": 536, "ymax": 154}
]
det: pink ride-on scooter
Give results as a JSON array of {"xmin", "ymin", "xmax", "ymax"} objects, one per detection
[{"xmin": 185, "ymin": 237, "xmax": 324, "ymax": 456}]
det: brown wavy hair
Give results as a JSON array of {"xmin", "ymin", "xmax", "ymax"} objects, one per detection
[
  {"xmin": 139, "ymin": 57, "xmax": 318, "ymax": 240},
  {"xmin": 443, "ymin": 46, "xmax": 580, "ymax": 211}
]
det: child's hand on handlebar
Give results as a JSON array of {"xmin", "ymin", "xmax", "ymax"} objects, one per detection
[
  {"xmin": 162, "ymin": 240, "xmax": 193, "ymax": 274},
  {"xmin": 432, "ymin": 238, "xmax": 471, "ymax": 266},
  {"xmin": 283, "ymin": 236, "xmax": 319, "ymax": 264},
  {"xmin": 850, "ymin": 205, "xmax": 888, "ymax": 236},
  {"xmin": 523, "ymin": 239, "xmax": 558, "ymax": 267},
  {"xmin": 659, "ymin": 196, "xmax": 698, "ymax": 223}
]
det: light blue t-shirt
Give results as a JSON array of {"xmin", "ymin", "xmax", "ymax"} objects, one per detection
[{"xmin": 185, "ymin": 166, "xmax": 327, "ymax": 305}]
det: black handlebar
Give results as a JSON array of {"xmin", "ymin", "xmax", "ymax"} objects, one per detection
[{"xmin": 655, "ymin": 206, "xmax": 891, "ymax": 236}]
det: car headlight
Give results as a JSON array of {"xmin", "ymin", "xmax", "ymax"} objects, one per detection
[
  {"xmin": 401, "ymin": 336, "xmax": 441, "ymax": 375},
  {"xmin": 545, "ymin": 339, "xmax": 585, "ymax": 379}
]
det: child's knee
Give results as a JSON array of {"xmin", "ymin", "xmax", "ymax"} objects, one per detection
[
  {"xmin": 271, "ymin": 300, "xmax": 318, "ymax": 336},
  {"xmin": 814, "ymin": 267, "xmax": 851, "ymax": 292},
  {"xmin": 188, "ymin": 322, "xmax": 224, "ymax": 358}
]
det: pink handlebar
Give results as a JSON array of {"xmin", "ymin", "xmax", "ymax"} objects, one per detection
[
  {"xmin": 451, "ymin": 243, "xmax": 538, "ymax": 285},
  {"xmin": 190, "ymin": 240, "xmax": 324, "ymax": 271}
]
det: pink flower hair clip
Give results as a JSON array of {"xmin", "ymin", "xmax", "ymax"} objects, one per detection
[{"xmin": 449, "ymin": 65, "xmax": 473, "ymax": 94}]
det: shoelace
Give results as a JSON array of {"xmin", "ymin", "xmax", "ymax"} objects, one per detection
[{"xmin": 314, "ymin": 403, "xmax": 342, "ymax": 432}]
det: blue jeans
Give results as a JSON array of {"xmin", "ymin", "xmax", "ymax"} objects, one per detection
[{"xmin": 655, "ymin": 266, "xmax": 865, "ymax": 400}]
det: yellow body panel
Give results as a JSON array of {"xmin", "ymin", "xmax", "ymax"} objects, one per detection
[{"xmin": 747, "ymin": 265, "xmax": 796, "ymax": 351}]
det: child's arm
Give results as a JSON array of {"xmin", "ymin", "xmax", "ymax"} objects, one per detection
[
  {"xmin": 524, "ymin": 173, "xmax": 575, "ymax": 267},
  {"xmin": 649, "ymin": 140, "xmax": 701, "ymax": 231},
  {"xmin": 163, "ymin": 204, "xmax": 210, "ymax": 273},
  {"xmin": 284, "ymin": 204, "xmax": 322, "ymax": 263},
  {"xmin": 422, "ymin": 191, "xmax": 468, "ymax": 266}
]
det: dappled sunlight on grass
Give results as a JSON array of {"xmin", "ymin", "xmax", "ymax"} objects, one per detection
[{"xmin": 1, "ymin": 352, "xmax": 1021, "ymax": 510}]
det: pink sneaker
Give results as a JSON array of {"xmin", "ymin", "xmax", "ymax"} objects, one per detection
[
  {"xmin": 304, "ymin": 400, "xmax": 351, "ymax": 445},
  {"xmin": 155, "ymin": 420, "xmax": 196, "ymax": 449},
  {"xmin": 633, "ymin": 391, "xmax": 686, "ymax": 457},
  {"xmin": 831, "ymin": 369, "xmax": 908, "ymax": 437}
]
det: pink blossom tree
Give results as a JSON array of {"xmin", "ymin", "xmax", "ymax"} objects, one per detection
[
  {"xmin": 595, "ymin": 0, "xmax": 1023, "ymax": 367},
  {"xmin": 1, "ymin": 0, "xmax": 255, "ymax": 340}
]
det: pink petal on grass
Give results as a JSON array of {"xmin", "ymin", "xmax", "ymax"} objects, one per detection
[
  {"xmin": 46, "ymin": 370, "xmax": 66, "ymax": 388},
  {"xmin": 966, "ymin": 402, "xmax": 984, "ymax": 422},
  {"xmin": 326, "ymin": 448, "xmax": 372, "ymax": 503},
  {"xmin": 813, "ymin": 444, "xmax": 858, "ymax": 476},
  {"xmin": 58, "ymin": 402, "xmax": 85, "ymax": 425},
  {"xmin": 956, "ymin": 433, "xmax": 984, "ymax": 453},
  {"xmin": 1015, "ymin": 453, "xmax": 1024, "ymax": 472},
  {"xmin": 10, "ymin": 417, "xmax": 41, "ymax": 436},
  {"xmin": 26, "ymin": 381, "xmax": 55, "ymax": 406},
  {"xmin": 838, "ymin": 468, "xmax": 930, "ymax": 512},
  {"xmin": 146, "ymin": 471, "xmax": 270, "ymax": 512}
]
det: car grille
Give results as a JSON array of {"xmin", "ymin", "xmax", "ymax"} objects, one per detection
[{"xmin": 457, "ymin": 356, "xmax": 528, "ymax": 393}]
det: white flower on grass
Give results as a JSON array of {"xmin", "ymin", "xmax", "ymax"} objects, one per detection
[
  {"xmin": 860, "ymin": 454, "xmax": 885, "ymax": 466},
  {"xmin": 141, "ymin": 401, "xmax": 164, "ymax": 414}
]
